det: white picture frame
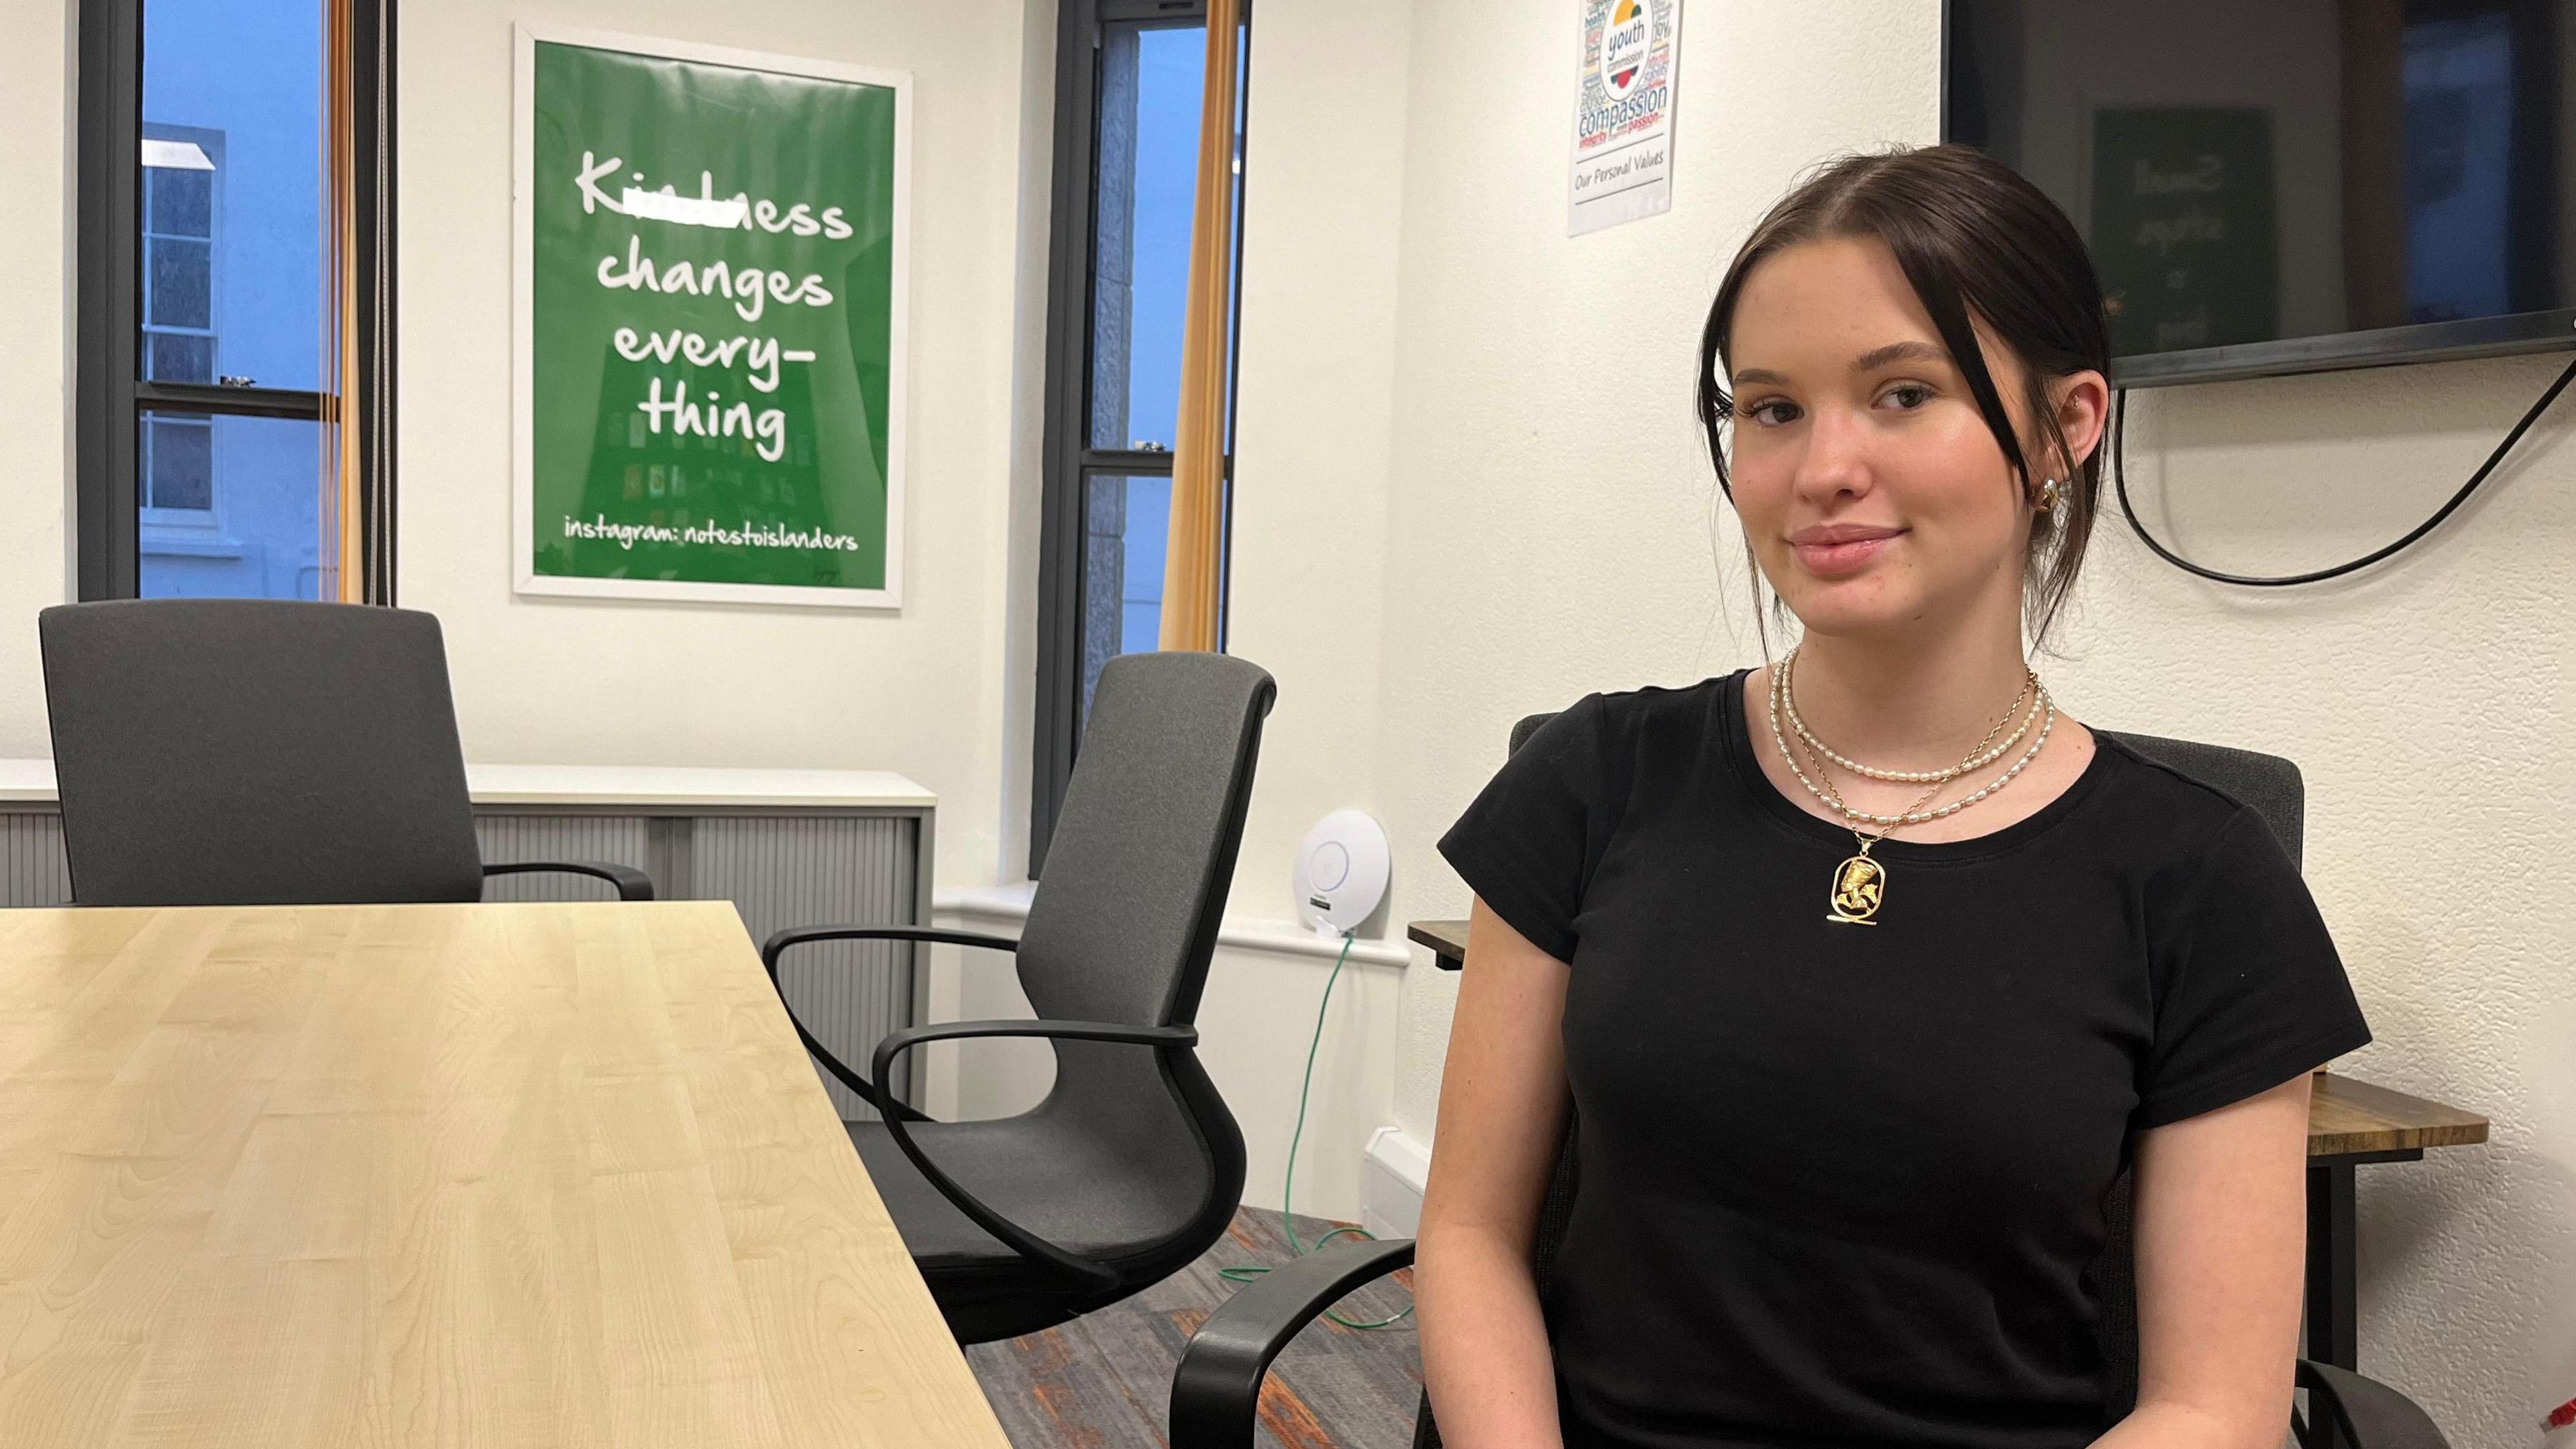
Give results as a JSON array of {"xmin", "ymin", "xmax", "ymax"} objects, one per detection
[{"xmin": 511, "ymin": 22, "xmax": 913, "ymax": 609}]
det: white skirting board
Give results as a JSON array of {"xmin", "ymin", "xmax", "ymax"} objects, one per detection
[{"xmin": 1362, "ymin": 1125, "xmax": 1431, "ymax": 1240}]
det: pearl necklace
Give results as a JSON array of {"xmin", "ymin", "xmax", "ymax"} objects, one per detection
[
  {"xmin": 1766, "ymin": 652, "xmax": 2055, "ymax": 924},
  {"xmin": 1780, "ymin": 650, "xmax": 2039, "ymax": 784}
]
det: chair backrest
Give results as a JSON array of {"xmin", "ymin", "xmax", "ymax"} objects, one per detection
[
  {"xmin": 38, "ymin": 598, "xmax": 486, "ymax": 906},
  {"xmin": 1009, "ymin": 651, "xmax": 1274, "ymax": 1280},
  {"xmin": 1419, "ymin": 705, "xmax": 2310, "ymax": 1446},
  {"xmin": 1501, "ymin": 712, "xmax": 2307, "ymax": 864},
  {"xmin": 1019, "ymin": 651, "xmax": 1277, "ymax": 1028}
]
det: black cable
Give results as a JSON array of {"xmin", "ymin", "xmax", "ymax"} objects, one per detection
[{"xmin": 2111, "ymin": 351, "xmax": 2576, "ymax": 587}]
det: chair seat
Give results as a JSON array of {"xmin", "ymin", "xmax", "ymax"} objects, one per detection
[
  {"xmin": 848, "ymin": 1113, "xmax": 1222, "ymax": 1344},
  {"xmin": 845, "ymin": 1116, "xmax": 1201, "ymax": 1269}
]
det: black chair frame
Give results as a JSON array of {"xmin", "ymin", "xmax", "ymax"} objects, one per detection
[
  {"xmin": 39, "ymin": 599, "xmax": 662, "ymax": 907},
  {"xmin": 481, "ymin": 859, "xmax": 654, "ymax": 900},
  {"xmin": 1167, "ymin": 1210, "xmax": 2449, "ymax": 1449},
  {"xmin": 761, "ymin": 926, "xmax": 1211, "ymax": 1298},
  {"xmin": 757, "ymin": 652, "xmax": 1271, "ymax": 1345}
]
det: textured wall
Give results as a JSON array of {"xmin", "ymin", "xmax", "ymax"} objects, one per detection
[
  {"xmin": 1354, "ymin": 1, "xmax": 2572, "ymax": 1444},
  {"xmin": 2067, "ymin": 359, "xmax": 2574, "ymax": 1448}
]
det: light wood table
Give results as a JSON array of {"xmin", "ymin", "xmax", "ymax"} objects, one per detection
[{"xmin": 0, "ymin": 901, "xmax": 1010, "ymax": 1448}]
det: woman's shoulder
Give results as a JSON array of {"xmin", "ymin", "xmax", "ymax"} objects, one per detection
[
  {"xmin": 1545, "ymin": 671, "xmax": 1743, "ymax": 742},
  {"xmin": 2085, "ymin": 731, "xmax": 2301, "ymax": 872},
  {"xmin": 1505, "ymin": 672, "xmax": 1743, "ymax": 803}
]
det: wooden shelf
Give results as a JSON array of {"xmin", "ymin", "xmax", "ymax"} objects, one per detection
[
  {"xmin": 2309, "ymin": 1073, "xmax": 2488, "ymax": 1157},
  {"xmin": 1409, "ymin": 917, "xmax": 1469, "ymax": 961}
]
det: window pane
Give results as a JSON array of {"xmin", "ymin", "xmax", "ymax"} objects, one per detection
[
  {"xmin": 141, "ymin": 0, "xmax": 321, "ymax": 392},
  {"xmin": 1089, "ymin": 25, "xmax": 1207, "ymax": 451},
  {"xmin": 137, "ymin": 410, "xmax": 325, "ymax": 600},
  {"xmin": 146, "ymin": 331, "xmax": 215, "ymax": 383},
  {"xmin": 1078, "ymin": 472, "xmax": 1172, "ymax": 722},
  {"xmin": 146, "ymin": 236, "xmax": 212, "ymax": 329},
  {"xmin": 149, "ymin": 165, "xmax": 212, "ymax": 237},
  {"xmin": 146, "ymin": 415, "xmax": 213, "ymax": 509}
]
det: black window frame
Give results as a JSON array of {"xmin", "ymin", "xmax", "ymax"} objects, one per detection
[
  {"xmin": 74, "ymin": 0, "xmax": 398, "ymax": 602},
  {"xmin": 1031, "ymin": 0, "xmax": 1251, "ymax": 870}
]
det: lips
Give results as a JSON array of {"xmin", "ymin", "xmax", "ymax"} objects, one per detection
[{"xmin": 1787, "ymin": 525, "xmax": 1903, "ymax": 577}]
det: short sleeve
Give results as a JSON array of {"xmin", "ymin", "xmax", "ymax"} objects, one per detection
[
  {"xmin": 2135, "ymin": 809, "xmax": 2373, "ymax": 1129},
  {"xmin": 1434, "ymin": 694, "xmax": 1618, "ymax": 964}
]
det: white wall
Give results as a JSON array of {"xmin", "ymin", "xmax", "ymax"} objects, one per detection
[
  {"xmin": 0, "ymin": 0, "xmax": 72, "ymax": 756},
  {"xmin": 1356, "ymin": 3, "xmax": 2573, "ymax": 1445},
  {"xmin": 396, "ymin": 0, "xmax": 1049, "ymax": 890},
  {"xmin": 1195, "ymin": 0, "xmax": 1415, "ymax": 1226}
]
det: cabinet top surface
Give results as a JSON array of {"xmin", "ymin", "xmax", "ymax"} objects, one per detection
[{"xmin": 0, "ymin": 758, "xmax": 934, "ymax": 809}]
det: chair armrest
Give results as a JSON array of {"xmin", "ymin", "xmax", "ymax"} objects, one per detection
[
  {"xmin": 2298, "ymin": 1360, "xmax": 2450, "ymax": 1449},
  {"xmin": 1169, "ymin": 1236, "xmax": 1418, "ymax": 1449},
  {"xmin": 760, "ymin": 925, "xmax": 1012, "ymax": 1123},
  {"xmin": 869, "ymin": 1017, "xmax": 1201, "ymax": 1292},
  {"xmin": 761, "ymin": 923, "xmax": 1020, "ymax": 974},
  {"xmin": 482, "ymin": 859, "xmax": 655, "ymax": 901}
]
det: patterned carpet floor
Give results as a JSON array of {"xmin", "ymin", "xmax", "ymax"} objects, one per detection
[{"xmin": 965, "ymin": 1208, "xmax": 1424, "ymax": 1449}]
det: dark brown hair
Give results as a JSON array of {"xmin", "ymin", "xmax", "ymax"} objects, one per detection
[{"xmin": 1697, "ymin": 144, "xmax": 2110, "ymax": 647}]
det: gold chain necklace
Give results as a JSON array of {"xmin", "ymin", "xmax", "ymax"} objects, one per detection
[
  {"xmin": 1782, "ymin": 655, "xmax": 2039, "ymax": 783},
  {"xmin": 1767, "ymin": 651, "xmax": 2055, "ymax": 925}
]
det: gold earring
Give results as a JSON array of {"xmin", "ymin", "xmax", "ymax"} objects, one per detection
[{"xmin": 2036, "ymin": 478, "xmax": 2061, "ymax": 514}]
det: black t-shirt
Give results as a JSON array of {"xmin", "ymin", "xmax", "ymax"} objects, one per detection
[{"xmin": 1435, "ymin": 671, "xmax": 2371, "ymax": 1449}]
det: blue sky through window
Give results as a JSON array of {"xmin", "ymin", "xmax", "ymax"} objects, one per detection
[{"xmin": 137, "ymin": 0, "xmax": 325, "ymax": 599}]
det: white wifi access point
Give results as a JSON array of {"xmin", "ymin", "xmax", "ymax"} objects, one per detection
[{"xmin": 1291, "ymin": 810, "xmax": 1391, "ymax": 939}]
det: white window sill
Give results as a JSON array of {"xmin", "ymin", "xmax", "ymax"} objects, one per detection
[{"xmin": 932, "ymin": 881, "xmax": 1413, "ymax": 969}]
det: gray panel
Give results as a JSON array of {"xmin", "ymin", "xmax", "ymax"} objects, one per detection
[
  {"xmin": 0, "ymin": 809, "xmax": 74, "ymax": 908},
  {"xmin": 473, "ymin": 814, "xmax": 654, "ymax": 901},
  {"xmin": 690, "ymin": 815, "xmax": 918, "ymax": 1122}
]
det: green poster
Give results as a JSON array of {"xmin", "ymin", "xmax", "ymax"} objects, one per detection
[
  {"xmin": 514, "ymin": 28, "xmax": 909, "ymax": 607},
  {"xmin": 2088, "ymin": 107, "xmax": 2278, "ymax": 359}
]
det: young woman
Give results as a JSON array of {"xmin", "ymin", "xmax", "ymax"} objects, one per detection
[{"xmin": 1418, "ymin": 145, "xmax": 2369, "ymax": 1449}]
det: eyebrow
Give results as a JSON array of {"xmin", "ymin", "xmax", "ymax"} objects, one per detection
[{"xmin": 1731, "ymin": 339, "xmax": 1953, "ymax": 388}]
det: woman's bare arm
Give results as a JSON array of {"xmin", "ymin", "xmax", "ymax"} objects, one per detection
[
  {"xmin": 2094, "ymin": 1073, "xmax": 2314, "ymax": 1449},
  {"xmin": 1416, "ymin": 898, "xmax": 1576, "ymax": 1448}
]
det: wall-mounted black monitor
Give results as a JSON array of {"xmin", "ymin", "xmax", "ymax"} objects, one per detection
[{"xmin": 1944, "ymin": 1, "xmax": 2576, "ymax": 386}]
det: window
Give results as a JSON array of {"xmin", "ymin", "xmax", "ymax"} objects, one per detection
[
  {"xmin": 76, "ymin": 0, "xmax": 394, "ymax": 602},
  {"xmin": 141, "ymin": 137, "xmax": 219, "ymax": 392},
  {"xmin": 1032, "ymin": 0, "xmax": 1249, "ymax": 867},
  {"xmin": 142, "ymin": 414, "xmax": 214, "ymax": 513}
]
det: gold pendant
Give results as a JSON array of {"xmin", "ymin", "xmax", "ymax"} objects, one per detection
[{"xmin": 1827, "ymin": 847, "xmax": 1885, "ymax": 926}]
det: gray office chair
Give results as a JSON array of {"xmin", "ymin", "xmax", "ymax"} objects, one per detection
[
  {"xmin": 763, "ymin": 650, "xmax": 1275, "ymax": 1344},
  {"xmin": 38, "ymin": 598, "xmax": 650, "ymax": 905},
  {"xmin": 1169, "ymin": 714, "xmax": 2448, "ymax": 1449}
]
